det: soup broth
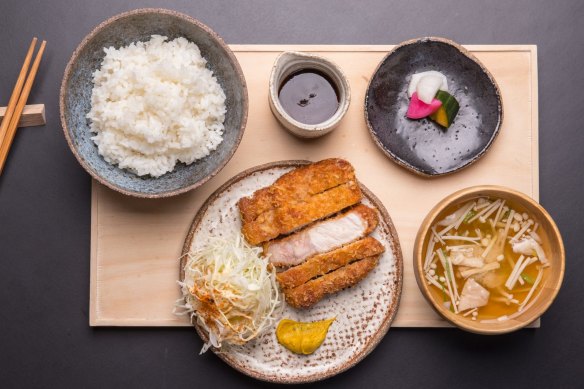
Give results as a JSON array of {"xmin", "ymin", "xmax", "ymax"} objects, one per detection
[{"xmin": 424, "ymin": 196, "xmax": 550, "ymax": 322}]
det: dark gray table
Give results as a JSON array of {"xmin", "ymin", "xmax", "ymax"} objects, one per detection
[{"xmin": 1, "ymin": 1, "xmax": 583, "ymax": 388}]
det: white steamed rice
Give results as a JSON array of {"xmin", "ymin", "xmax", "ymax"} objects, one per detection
[{"xmin": 87, "ymin": 35, "xmax": 226, "ymax": 177}]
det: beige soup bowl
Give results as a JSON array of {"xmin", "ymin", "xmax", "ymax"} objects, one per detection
[{"xmin": 413, "ymin": 185, "xmax": 565, "ymax": 334}]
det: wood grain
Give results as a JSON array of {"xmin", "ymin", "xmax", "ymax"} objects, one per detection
[
  {"xmin": 0, "ymin": 104, "xmax": 45, "ymax": 128},
  {"xmin": 0, "ymin": 40, "xmax": 46, "ymax": 174},
  {"xmin": 0, "ymin": 38, "xmax": 38, "ymax": 146},
  {"xmin": 89, "ymin": 45, "xmax": 538, "ymax": 327}
]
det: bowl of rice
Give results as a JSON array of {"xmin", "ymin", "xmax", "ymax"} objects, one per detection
[{"xmin": 60, "ymin": 8, "xmax": 248, "ymax": 198}]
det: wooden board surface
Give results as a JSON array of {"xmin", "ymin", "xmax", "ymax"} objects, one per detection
[{"xmin": 90, "ymin": 45, "xmax": 538, "ymax": 327}]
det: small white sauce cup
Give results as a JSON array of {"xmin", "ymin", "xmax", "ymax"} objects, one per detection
[{"xmin": 269, "ymin": 51, "xmax": 351, "ymax": 138}]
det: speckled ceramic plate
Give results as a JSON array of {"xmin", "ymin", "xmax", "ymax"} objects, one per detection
[
  {"xmin": 365, "ymin": 37, "xmax": 503, "ymax": 177},
  {"xmin": 179, "ymin": 161, "xmax": 403, "ymax": 383}
]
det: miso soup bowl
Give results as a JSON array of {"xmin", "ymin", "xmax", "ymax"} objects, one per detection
[{"xmin": 413, "ymin": 185, "xmax": 565, "ymax": 334}]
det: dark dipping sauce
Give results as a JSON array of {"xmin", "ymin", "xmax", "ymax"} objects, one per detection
[{"xmin": 278, "ymin": 69, "xmax": 339, "ymax": 125}]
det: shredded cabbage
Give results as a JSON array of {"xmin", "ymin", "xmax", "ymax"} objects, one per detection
[{"xmin": 174, "ymin": 233, "xmax": 280, "ymax": 353}]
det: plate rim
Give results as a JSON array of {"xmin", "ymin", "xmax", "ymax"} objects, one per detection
[
  {"xmin": 179, "ymin": 160, "xmax": 404, "ymax": 383},
  {"xmin": 363, "ymin": 36, "xmax": 504, "ymax": 177}
]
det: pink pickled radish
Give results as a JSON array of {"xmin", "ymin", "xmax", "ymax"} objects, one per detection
[{"xmin": 406, "ymin": 92, "xmax": 442, "ymax": 119}]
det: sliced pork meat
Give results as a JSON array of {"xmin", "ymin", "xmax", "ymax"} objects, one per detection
[
  {"xmin": 458, "ymin": 278, "xmax": 490, "ymax": 311},
  {"xmin": 284, "ymin": 256, "xmax": 379, "ymax": 309},
  {"xmin": 264, "ymin": 204, "xmax": 379, "ymax": 267},
  {"xmin": 238, "ymin": 158, "xmax": 357, "ymax": 223},
  {"xmin": 276, "ymin": 237, "xmax": 384, "ymax": 290}
]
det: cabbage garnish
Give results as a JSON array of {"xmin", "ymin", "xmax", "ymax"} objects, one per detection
[{"xmin": 175, "ymin": 233, "xmax": 280, "ymax": 353}]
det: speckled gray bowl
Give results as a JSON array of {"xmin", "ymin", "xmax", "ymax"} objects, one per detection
[
  {"xmin": 365, "ymin": 37, "xmax": 503, "ymax": 177},
  {"xmin": 60, "ymin": 8, "xmax": 248, "ymax": 198}
]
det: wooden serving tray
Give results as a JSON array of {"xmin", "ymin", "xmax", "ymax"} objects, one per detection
[{"xmin": 90, "ymin": 45, "xmax": 538, "ymax": 327}]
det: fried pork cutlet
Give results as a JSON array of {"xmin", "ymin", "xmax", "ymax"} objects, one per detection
[
  {"xmin": 238, "ymin": 158, "xmax": 356, "ymax": 223},
  {"xmin": 276, "ymin": 237, "xmax": 385, "ymax": 290},
  {"xmin": 238, "ymin": 159, "xmax": 362, "ymax": 245},
  {"xmin": 284, "ymin": 256, "xmax": 380, "ymax": 309},
  {"xmin": 242, "ymin": 182, "xmax": 362, "ymax": 245},
  {"xmin": 264, "ymin": 205, "xmax": 379, "ymax": 267}
]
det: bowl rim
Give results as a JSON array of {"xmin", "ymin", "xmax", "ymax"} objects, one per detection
[
  {"xmin": 59, "ymin": 8, "xmax": 248, "ymax": 198},
  {"xmin": 413, "ymin": 185, "xmax": 565, "ymax": 334},
  {"xmin": 364, "ymin": 36, "xmax": 504, "ymax": 178}
]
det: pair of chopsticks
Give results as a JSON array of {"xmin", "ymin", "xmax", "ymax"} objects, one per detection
[{"xmin": 0, "ymin": 37, "xmax": 46, "ymax": 175}]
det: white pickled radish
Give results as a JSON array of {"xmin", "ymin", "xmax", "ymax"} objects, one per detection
[
  {"xmin": 407, "ymin": 71, "xmax": 448, "ymax": 98},
  {"xmin": 416, "ymin": 75, "xmax": 444, "ymax": 104}
]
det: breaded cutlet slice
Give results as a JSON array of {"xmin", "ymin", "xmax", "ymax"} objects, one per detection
[
  {"xmin": 276, "ymin": 237, "xmax": 385, "ymax": 290},
  {"xmin": 264, "ymin": 205, "xmax": 379, "ymax": 267},
  {"xmin": 283, "ymin": 256, "xmax": 380, "ymax": 309},
  {"xmin": 241, "ymin": 181, "xmax": 362, "ymax": 245},
  {"xmin": 238, "ymin": 158, "xmax": 356, "ymax": 223}
]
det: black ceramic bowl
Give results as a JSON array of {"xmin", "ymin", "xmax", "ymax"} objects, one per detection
[
  {"xmin": 60, "ymin": 8, "xmax": 248, "ymax": 198},
  {"xmin": 365, "ymin": 37, "xmax": 502, "ymax": 177}
]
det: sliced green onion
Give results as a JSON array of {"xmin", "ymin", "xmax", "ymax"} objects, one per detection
[
  {"xmin": 440, "ymin": 283, "xmax": 448, "ymax": 302},
  {"xmin": 521, "ymin": 273, "xmax": 535, "ymax": 285},
  {"xmin": 442, "ymin": 250, "xmax": 454, "ymax": 282},
  {"xmin": 464, "ymin": 210, "xmax": 476, "ymax": 223}
]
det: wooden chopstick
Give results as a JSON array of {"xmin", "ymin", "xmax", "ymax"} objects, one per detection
[
  {"xmin": 0, "ymin": 37, "xmax": 37, "ymax": 146},
  {"xmin": 0, "ymin": 39, "xmax": 46, "ymax": 175}
]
